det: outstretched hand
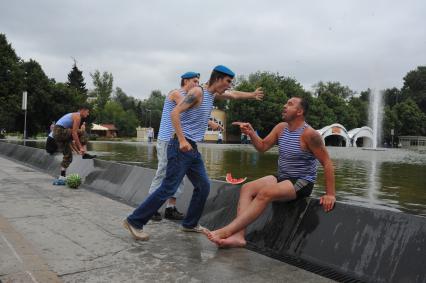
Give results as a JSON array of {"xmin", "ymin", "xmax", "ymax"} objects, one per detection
[
  {"xmin": 253, "ymin": 87, "xmax": 264, "ymax": 100},
  {"xmin": 319, "ymin": 194, "xmax": 336, "ymax": 212},
  {"xmin": 232, "ymin": 122, "xmax": 254, "ymax": 135}
]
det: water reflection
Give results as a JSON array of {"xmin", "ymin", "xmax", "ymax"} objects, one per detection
[{"xmin": 7, "ymin": 140, "xmax": 426, "ymax": 216}]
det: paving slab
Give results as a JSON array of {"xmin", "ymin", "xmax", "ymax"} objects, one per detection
[{"xmin": 0, "ymin": 156, "xmax": 334, "ymax": 282}]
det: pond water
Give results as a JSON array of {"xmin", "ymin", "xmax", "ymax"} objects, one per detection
[{"xmin": 14, "ymin": 140, "xmax": 426, "ymax": 217}]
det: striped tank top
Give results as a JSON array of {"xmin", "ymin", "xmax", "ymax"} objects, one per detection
[
  {"xmin": 180, "ymin": 87, "xmax": 214, "ymax": 142},
  {"xmin": 157, "ymin": 89, "xmax": 186, "ymax": 141},
  {"xmin": 277, "ymin": 123, "xmax": 318, "ymax": 183}
]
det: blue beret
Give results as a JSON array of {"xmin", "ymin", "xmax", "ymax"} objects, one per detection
[
  {"xmin": 213, "ymin": 65, "xmax": 235, "ymax": 78},
  {"xmin": 181, "ymin": 72, "xmax": 200, "ymax": 79}
]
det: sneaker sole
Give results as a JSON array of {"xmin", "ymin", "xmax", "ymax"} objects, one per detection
[
  {"xmin": 181, "ymin": 227, "xmax": 205, "ymax": 233},
  {"xmin": 122, "ymin": 220, "xmax": 149, "ymax": 241}
]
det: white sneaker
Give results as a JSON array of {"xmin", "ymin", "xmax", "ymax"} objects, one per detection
[
  {"xmin": 58, "ymin": 175, "xmax": 66, "ymax": 181},
  {"xmin": 122, "ymin": 219, "xmax": 149, "ymax": 241},
  {"xmin": 181, "ymin": 224, "xmax": 206, "ymax": 233}
]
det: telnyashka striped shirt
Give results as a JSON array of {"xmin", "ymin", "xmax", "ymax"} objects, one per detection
[
  {"xmin": 180, "ymin": 87, "xmax": 214, "ymax": 142},
  {"xmin": 277, "ymin": 123, "xmax": 318, "ymax": 182},
  {"xmin": 157, "ymin": 89, "xmax": 186, "ymax": 141}
]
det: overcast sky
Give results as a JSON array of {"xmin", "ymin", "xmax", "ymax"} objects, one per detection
[{"xmin": 1, "ymin": 1, "xmax": 425, "ymax": 99}]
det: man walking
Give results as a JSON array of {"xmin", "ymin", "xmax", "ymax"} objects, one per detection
[
  {"xmin": 204, "ymin": 96, "xmax": 336, "ymax": 248},
  {"xmin": 149, "ymin": 72, "xmax": 201, "ymax": 221}
]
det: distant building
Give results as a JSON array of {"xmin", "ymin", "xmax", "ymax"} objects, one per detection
[
  {"xmin": 399, "ymin": 136, "xmax": 426, "ymax": 150},
  {"xmin": 204, "ymin": 108, "xmax": 226, "ymax": 143},
  {"xmin": 317, "ymin": 123, "xmax": 350, "ymax": 147},
  {"xmin": 348, "ymin": 127, "xmax": 373, "ymax": 147},
  {"xmin": 91, "ymin": 123, "xmax": 118, "ymax": 138}
]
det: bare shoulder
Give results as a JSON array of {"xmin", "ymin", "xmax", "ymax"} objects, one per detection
[
  {"xmin": 183, "ymin": 87, "xmax": 202, "ymax": 105},
  {"xmin": 271, "ymin": 122, "xmax": 287, "ymax": 138},
  {"xmin": 275, "ymin": 122, "xmax": 287, "ymax": 133},
  {"xmin": 190, "ymin": 86, "xmax": 203, "ymax": 96},
  {"xmin": 72, "ymin": 113, "xmax": 81, "ymax": 121},
  {"xmin": 168, "ymin": 89, "xmax": 180, "ymax": 99},
  {"xmin": 303, "ymin": 127, "xmax": 323, "ymax": 148}
]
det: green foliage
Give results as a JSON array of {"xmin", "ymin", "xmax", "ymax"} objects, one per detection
[
  {"xmin": 102, "ymin": 101, "xmax": 139, "ymax": 136},
  {"xmin": 67, "ymin": 62, "xmax": 88, "ymax": 99},
  {"xmin": 90, "ymin": 70, "xmax": 113, "ymax": 122},
  {"xmin": 313, "ymin": 81, "xmax": 355, "ymax": 100},
  {"xmin": 1, "ymin": 33, "xmax": 425, "ymax": 139},
  {"xmin": 228, "ymin": 72, "xmax": 305, "ymax": 136},
  {"xmin": 401, "ymin": 66, "xmax": 426, "ymax": 113},
  {"xmin": 0, "ymin": 34, "xmax": 25, "ymax": 132},
  {"xmin": 138, "ymin": 90, "xmax": 166, "ymax": 136}
]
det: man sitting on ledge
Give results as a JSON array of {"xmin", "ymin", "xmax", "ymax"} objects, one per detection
[{"xmin": 204, "ymin": 96, "xmax": 336, "ymax": 248}]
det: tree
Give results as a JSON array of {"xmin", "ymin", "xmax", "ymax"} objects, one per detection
[
  {"xmin": 113, "ymin": 87, "xmax": 138, "ymax": 114},
  {"xmin": 103, "ymin": 101, "xmax": 138, "ymax": 136},
  {"xmin": 393, "ymin": 99, "xmax": 426, "ymax": 136},
  {"xmin": 383, "ymin": 87, "xmax": 403, "ymax": 108},
  {"xmin": 0, "ymin": 34, "xmax": 25, "ymax": 132},
  {"xmin": 313, "ymin": 81, "xmax": 355, "ymax": 100},
  {"xmin": 139, "ymin": 90, "xmax": 166, "ymax": 135},
  {"xmin": 401, "ymin": 66, "xmax": 426, "ymax": 113},
  {"xmin": 18, "ymin": 60, "xmax": 52, "ymax": 136},
  {"xmin": 90, "ymin": 70, "xmax": 113, "ymax": 122},
  {"xmin": 67, "ymin": 60, "xmax": 88, "ymax": 100}
]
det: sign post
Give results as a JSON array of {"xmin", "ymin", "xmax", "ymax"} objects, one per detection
[{"xmin": 22, "ymin": 91, "xmax": 27, "ymax": 140}]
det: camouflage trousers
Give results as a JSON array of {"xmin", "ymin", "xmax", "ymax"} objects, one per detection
[{"xmin": 53, "ymin": 126, "xmax": 88, "ymax": 169}]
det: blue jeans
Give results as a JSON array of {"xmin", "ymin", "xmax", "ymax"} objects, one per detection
[
  {"xmin": 127, "ymin": 138, "xmax": 210, "ymax": 229},
  {"xmin": 148, "ymin": 140, "xmax": 184, "ymax": 198}
]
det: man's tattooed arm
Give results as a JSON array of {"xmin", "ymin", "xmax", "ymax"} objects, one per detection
[{"xmin": 183, "ymin": 93, "xmax": 196, "ymax": 105}]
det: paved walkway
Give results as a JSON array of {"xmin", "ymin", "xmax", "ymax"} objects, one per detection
[{"xmin": 0, "ymin": 156, "xmax": 334, "ymax": 282}]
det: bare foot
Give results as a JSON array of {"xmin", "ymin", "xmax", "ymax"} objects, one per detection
[
  {"xmin": 203, "ymin": 229, "xmax": 229, "ymax": 246},
  {"xmin": 217, "ymin": 233, "xmax": 247, "ymax": 248}
]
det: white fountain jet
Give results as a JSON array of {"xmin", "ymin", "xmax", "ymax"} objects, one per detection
[{"xmin": 368, "ymin": 89, "xmax": 384, "ymax": 149}]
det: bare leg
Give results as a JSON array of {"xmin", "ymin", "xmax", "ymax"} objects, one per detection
[
  {"xmin": 207, "ymin": 179, "xmax": 297, "ymax": 247},
  {"xmin": 204, "ymin": 176, "xmax": 276, "ymax": 245}
]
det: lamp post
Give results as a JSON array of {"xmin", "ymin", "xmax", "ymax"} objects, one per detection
[
  {"xmin": 22, "ymin": 91, "xmax": 27, "ymax": 141},
  {"xmin": 147, "ymin": 109, "xmax": 152, "ymax": 128}
]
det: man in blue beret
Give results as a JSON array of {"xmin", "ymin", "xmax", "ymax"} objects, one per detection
[
  {"xmin": 123, "ymin": 65, "xmax": 265, "ymax": 241},
  {"xmin": 147, "ymin": 71, "xmax": 201, "ymax": 221}
]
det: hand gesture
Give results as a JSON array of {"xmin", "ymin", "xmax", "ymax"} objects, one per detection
[
  {"xmin": 319, "ymin": 194, "xmax": 336, "ymax": 212},
  {"xmin": 232, "ymin": 122, "xmax": 254, "ymax": 135},
  {"xmin": 253, "ymin": 87, "xmax": 264, "ymax": 101}
]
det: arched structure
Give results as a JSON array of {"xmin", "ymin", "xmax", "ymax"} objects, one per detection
[
  {"xmin": 317, "ymin": 123, "xmax": 350, "ymax": 147},
  {"xmin": 348, "ymin": 126, "xmax": 373, "ymax": 147}
]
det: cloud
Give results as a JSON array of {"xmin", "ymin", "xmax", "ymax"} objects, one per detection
[{"xmin": 1, "ymin": 0, "xmax": 425, "ymax": 99}]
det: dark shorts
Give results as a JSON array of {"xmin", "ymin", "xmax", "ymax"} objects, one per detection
[{"xmin": 273, "ymin": 175, "xmax": 314, "ymax": 199}]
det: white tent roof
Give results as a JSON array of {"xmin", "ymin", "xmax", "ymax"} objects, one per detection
[{"xmin": 91, "ymin": 123, "xmax": 109, "ymax": 131}]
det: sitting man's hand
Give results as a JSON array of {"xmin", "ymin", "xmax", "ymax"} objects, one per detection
[
  {"xmin": 320, "ymin": 194, "xmax": 336, "ymax": 212},
  {"xmin": 232, "ymin": 122, "xmax": 254, "ymax": 135}
]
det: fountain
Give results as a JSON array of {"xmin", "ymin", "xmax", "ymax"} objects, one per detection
[{"xmin": 364, "ymin": 89, "xmax": 386, "ymax": 151}]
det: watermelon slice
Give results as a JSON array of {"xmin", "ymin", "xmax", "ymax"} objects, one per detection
[{"xmin": 226, "ymin": 173, "xmax": 247, "ymax": 185}]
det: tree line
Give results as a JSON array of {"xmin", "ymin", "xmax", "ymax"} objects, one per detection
[{"xmin": 1, "ymin": 33, "xmax": 425, "ymax": 142}]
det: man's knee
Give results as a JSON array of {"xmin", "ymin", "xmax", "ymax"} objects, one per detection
[{"xmin": 256, "ymin": 189, "xmax": 273, "ymax": 202}]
